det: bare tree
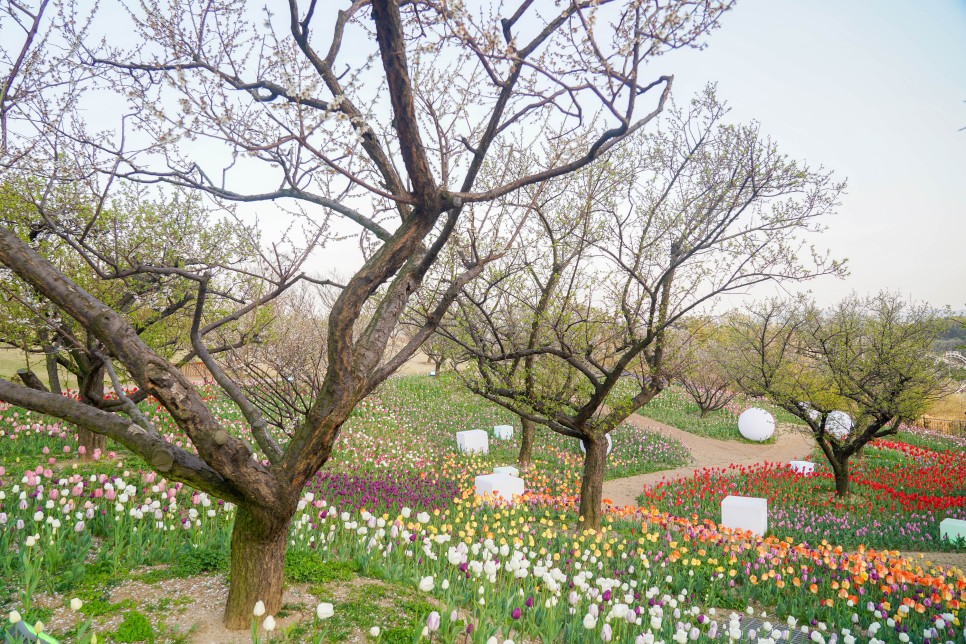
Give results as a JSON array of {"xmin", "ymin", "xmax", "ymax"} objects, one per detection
[
  {"xmin": 726, "ymin": 293, "xmax": 949, "ymax": 497},
  {"xmin": 447, "ymin": 89, "xmax": 845, "ymax": 528},
  {"xmin": 0, "ymin": 0, "xmax": 733, "ymax": 627},
  {"xmin": 678, "ymin": 330, "xmax": 737, "ymax": 418}
]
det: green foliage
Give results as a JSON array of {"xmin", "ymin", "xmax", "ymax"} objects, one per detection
[
  {"xmin": 310, "ymin": 578, "xmax": 434, "ymax": 642},
  {"xmin": 727, "ymin": 293, "xmax": 948, "ymax": 447},
  {"xmin": 114, "ymin": 609, "xmax": 155, "ymax": 643},
  {"xmin": 284, "ymin": 551, "xmax": 359, "ymax": 585}
]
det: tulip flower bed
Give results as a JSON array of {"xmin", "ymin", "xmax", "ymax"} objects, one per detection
[
  {"xmin": 3, "ymin": 378, "xmax": 966, "ymax": 642},
  {"xmin": 2, "ymin": 467, "xmax": 965, "ymax": 643},
  {"xmin": 640, "ymin": 438, "xmax": 966, "ymax": 552}
]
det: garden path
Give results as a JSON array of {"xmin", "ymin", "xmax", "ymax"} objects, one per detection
[{"xmin": 602, "ymin": 412, "xmax": 813, "ymax": 508}]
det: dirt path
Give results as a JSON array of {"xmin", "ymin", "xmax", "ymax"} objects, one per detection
[{"xmin": 603, "ymin": 412, "xmax": 813, "ymax": 508}]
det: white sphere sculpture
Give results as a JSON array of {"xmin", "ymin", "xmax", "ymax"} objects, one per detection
[
  {"xmin": 579, "ymin": 434, "xmax": 613, "ymax": 456},
  {"xmin": 738, "ymin": 408, "xmax": 775, "ymax": 442},
  {"xmin": 799, "ymin": 401, "xmax": 820, "ymax": 421},
  {"xmin": 827, "ymin": 411, "xmax": 852, "ymax": 440}
]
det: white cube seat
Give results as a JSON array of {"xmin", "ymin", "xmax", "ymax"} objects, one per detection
[
  {"xmin": 456, "ymin": 429, "xmax": 489, "ymax": 454},
  {"xmin": 493, "ymin": 424, "xmax": 514, "ymax": 440},
  {"xmin": 789, "ymin": 460, "xmax": 815, "ymax": 476},
  {"xmin": 721, "ymin": 495, "xmax": 768, "ymax": 536},
  {"xmin": 474, "ymin": 473, "xmax": 525, "ymax": 501},
  {"xmin": 493, "ymin": 465, "xmax": 519, "ymax": 476},
  {"xmin": 940, "ymin": 518, "xmax": 966, "ymax": 543}
]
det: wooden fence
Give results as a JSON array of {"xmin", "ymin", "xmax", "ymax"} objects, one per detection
[
  {"xmin": 179, "ymin": 361, "xmax": 212, "ymax": 382},
  {"xmin": 918, "ymin": 415, "xmax": 966, "ymax": 436}
]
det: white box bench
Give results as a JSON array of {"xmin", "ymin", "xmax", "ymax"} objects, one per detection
[
  {"xmin": 475, "ymin": 473, "xmax": 525, "ymax": 501},
  {"xmin": 493, "ymin": 424, "xmax": 514, "ymax": 440},
  {"xmin": 940, "ymin": 518, "xmax": 966, "ymax": 543},
  {"xmin": 493, "ymin": 465, "xmax": 519, "ymax": 476},
  {"xmin": 721, "ymin": 495, "xmax": 768, "ymax": 536},
  {"xmin": 789, "ymin": 461, "xmax": 815, "ymax": 476},
  {"xmin": 456, "ymin": 429, "xmax": 489, "ymax": 455}
]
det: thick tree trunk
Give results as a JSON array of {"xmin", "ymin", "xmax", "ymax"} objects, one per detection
[
  {"xmin": 699, "ymin": 407, "xmax": 710, "ymax": 419},
  {"xmin": 224, "ymin": 505, "xmax": 292, "ymax": 630},
  {"xmin": 832, "ymin": 457, "xmax": 850, "ymax": 498},
  {"xmin": 78, "ymin": 364, "xmax": 108, "ymax": 461},
  {"xmin": 77, "ymin": 428, "xmax": 107, "ymax": 461},
  {"xmin": 577, "ymin": 435, "xmax": 608, "ymax": 530},
  {"xmin": 434, "ymin": 358, "xmax": 443, "ymax": 373},
  {"xmin": 518, "ymin": 417, "xmax": 534, "ymax": 468}
]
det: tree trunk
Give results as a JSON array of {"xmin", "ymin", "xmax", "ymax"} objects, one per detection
[
  {"xmin": 44, "ymin": 352, "xmax": 62, "ymax": 396},
  {"xmin": 832, "ymin": 457, "xmax": 850, "ymax": 498},
  {"xmin": 78, "ymin": 363, "xmax": 108, "ymax": 461},
  {"xmin": 518, "ymin": 417, "xmax": 534, "ymax": 468},
  {"xmin": 76, "ymin": 428, "xmax": 107, "ymax": 461},
  {"xmin": 434, "ymin": 358, "xmax": 443, "ymax": 373},
  {"xmin": 577, "ymin": 434, "xmax": 608, "ymax": 530},
  {"xmin": 699, "ymin": 407, "xmax": 709, "ymax": 419},
  {"xmin": 224, "ymin": 505, "xmax": 292, "ymax": 630}
]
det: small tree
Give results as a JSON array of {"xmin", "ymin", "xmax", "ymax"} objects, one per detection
[
  {"xmin": 726, "ymin": 293, "xmax": 949, "ymax": 497},
  {"xmin": 678, "ymin": 333, "xmax": 737, "ymax": 418},
  {"xmin": 448, "ymin": 89, "xmax": 845, "ymax": 528}
]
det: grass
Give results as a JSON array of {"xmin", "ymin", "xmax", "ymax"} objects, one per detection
[{"xmin": 636, "ymin": 384, "xmax": 802, "ymax": 443}]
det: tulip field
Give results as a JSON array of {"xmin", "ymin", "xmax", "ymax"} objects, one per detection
[
  {"xmin": 2, "ymin": 376, "xmax": 966, "ymax": 642},
  {"xmin": 641, "ymin": 438, "xmax": 966, "ymax": 552}
]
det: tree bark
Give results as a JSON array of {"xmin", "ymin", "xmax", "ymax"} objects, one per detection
[
  {"xmin": 832, "ymin": 456, "xmax": 850, "ymax": 498},
  {"xmin": 16, "ymin": 368, "xmax": 48, "ymax": 392},
  {"xmin": 224, "ymin": 505, "xmax": 292, "ymax": 630},
  {"xmin": 699, "ymin": 407, "xmax": 709, "ymax": 419},
  {"xmin": 518, "ymin": 417, "xmax": 534, "ymax": 468},
  {"xmin": 76, "ymin": 428, "xmax": 107, "ymax": 461},
  {"xmin": 78, "ymin": 363, "xmax": 108, "ymax": 461},
  {"xmin": 578, "ymin": 434, "xmax": 608, "ymax": 530},
  {"xmin": 44, "ymin": 352, "xmax": 62, "ymax": 395}
]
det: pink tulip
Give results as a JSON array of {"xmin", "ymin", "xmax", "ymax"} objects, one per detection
[
  {"xmin": 48, "ymin": 458, "xmax": 56, "ymax": 465},
  {"xmin": 93, "ymin": 489, "xmax": 103, "ymax": 498},
  {"xmin": 63, "ymin": 446, "xmax": 71, "ymax": 453},
  {"xmin": 78, "ymin": 446, "xmax": 86, "ymax": 455},
  {"xmin": 50, "ymin": 489, "xmax": 59, "ymax": 500},
  {"xmin": 42, "ymin": 447, "xmax": 49, "ymax": 454},
  {"xmin": 105, "ymin": 489, "xmax": 116, "ymax": 501}
]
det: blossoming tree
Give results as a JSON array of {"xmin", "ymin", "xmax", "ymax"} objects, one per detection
[
  {"xmin": 0, "ymin": 0, "xmax": 733, "ymax": 628},
  {"xmin": 445, "ymin": 89, "xmax": 845, "ymax": 528}
]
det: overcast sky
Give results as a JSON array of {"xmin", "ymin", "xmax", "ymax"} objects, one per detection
[{"xmin": 655, "ymin": 0, "xmax": 966, "ymax": 310}]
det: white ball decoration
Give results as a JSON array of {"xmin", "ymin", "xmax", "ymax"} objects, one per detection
[
  {"xmin": 827, "ymin": 411, "xmax": 852, "ymax": 440},
  {"xmin": 799, "ymin": 401, "xmax": 820, "ymax": 421},
  {"xmin": 738, "ymin": 408, "xmax": 775, "ymax": 442},
  {"xmin": 579, "ymin": 434, "xmax": 613, "ymax": 456}
]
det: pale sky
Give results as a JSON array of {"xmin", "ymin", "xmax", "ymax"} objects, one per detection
[
  {"xmin": 655, "ymin": 0, "xmax": 966, "ymax": 310},
  {"xmin": 5, "ymin": 1, "xmax": 965, "ymax": 310}
]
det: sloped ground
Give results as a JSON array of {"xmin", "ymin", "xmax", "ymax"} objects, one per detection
[{"xmin": 602, "ymin": 412, "xmax": 812, "ymax": 508}]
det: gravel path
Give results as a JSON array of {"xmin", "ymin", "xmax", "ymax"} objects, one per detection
[{"xmin": 602, "ymin": 412, "xmax": 813, "ymax": 508}]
